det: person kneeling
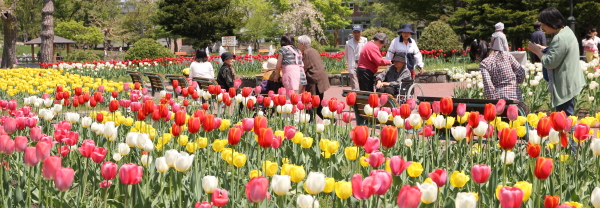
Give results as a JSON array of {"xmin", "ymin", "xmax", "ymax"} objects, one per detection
[{"xmin": 375, "ymin": 54, "xmax": 411, "ymax": 95}]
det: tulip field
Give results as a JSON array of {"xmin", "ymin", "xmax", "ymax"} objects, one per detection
[{"xmin": 2, "ymin": 67, "xmax": 600, "ymax": 208}]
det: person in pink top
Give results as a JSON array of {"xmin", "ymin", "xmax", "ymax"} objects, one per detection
[{"xmin": 357, "ymin": 33, "xmax": 392, "ymax": 91}]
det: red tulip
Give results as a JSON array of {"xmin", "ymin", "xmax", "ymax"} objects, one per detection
[
  {"xmin": 555, "ymin": 205, "xmax": 576, "ymax": 208},
  {"xmin": 365, "ymin": 150, "xmax": 385, "ymax": 167},
  {"xmin": 550, "ymin": 111, "xmax": 567, "ymax": 132},
  {"xmin": 370, "ymin": 170, "xmax": 393, "ymax": 195},
  {"xmin": 507, "ymin": 105, "xmax": 519, "ymax": 121},
  {"xmin": 418, "ymin": 125, "xmax": 435, "ymax": 137},
  {"xmin": 527, "ymin": 143, "xmax": 541, "ymax": 158},
  {"xmin": 346, "ymin": 92, "xmax": 356, "ymax": 106},
  {"xmin": 228, "ymin": 88, "xmax": 236, "ymax": 98},
  {"xmin": 242, "ymin": 87, "xmax": 253, "ymax": 97},
  {"xmin": 246, "ymin": 99, "xmax": 255, "ymax": 110},
  {"xmin": 212, "ymin": 188, "xmax": 229, "ymax": 207},
  {"xmin": 468, "ymin": 111, "xmax": 480, "ymax": 128},
  {"xmin": 573, "ymin": 123, "xmax": 591, "ymax": 142},
  {"xmin": 119, "ymin": 163, "xmax": 143, "ymax": 185},
  {"xmin": 254, "ymin": 116, "xmax": 268, "ymax": 134},
  {"xmin": 78, "ymin": 139, "xmax": 96, "ymax": 158},
  {"xmin": 172, "ymin": 80, "xmax": 179, "ymax": 89},
  {"xmin": 257, "ymin": 127, "xmax": 273, "ymax": 148},
  {"xmin": 496, "ymin": 99, "xmax": 506, "ymax": 115},
  {"xmin": 351, "ymin": 174, "xmax": 375, "ymax": 199},
  {"xmin": 290, "ymin": 93, "xmax": 299, "ymax": 105},
  {"xmin": 380, "ymin": 125, "xmax": 398, "ymax": 148},
  {"xmin": 171, "ymin": 123, "xmax": 181, "ymax": 136},
  {"xmin": 389, "ymin": 156, "xmax": 412, "ymax": 175},
  {"xmin": 202, "ymin": 103, "xmax": 210, "ymax": 110},
  {"xmin": 152, "ymin": 109, "xmax": 161, "ymax": 121},
  {"xmin": 399, "ymin": 104, "xmax": 411, "ymax": 119},
  {"xmin": 397, "ymin": 185, "xmax": 422, "ymax": 208},
  {"xmin": 498, "ymin": 186, "xmax": 524, "ymax": 208},
  {"xmin": 544, "ymin": 195, "xmax": 560, "ymax": 208},
  {"xmin": 342, "ymin": 112, "xmax": 354, "ymax": 123},
  {"xmin": 311, "ymin": 95, "xmax": 320, "ymax": 107},
  {"xmin": 351, "ymin": 125, "xmax": 369, "ymax": 147},
  {"xmin": 363, "ymin": 137, "xmax": 380, "ymax": 153},
  {"xmin": 96, "ymin": 112, "xmax": 103, "ymax": 123},
  {"xmin": 14, "ymin": 135, "xmax": 28, "ymax": 152},
  {"xmin": 111, "ymin": 91, "xmax": 118, "ymax": 98},
  {"xmin": 418, "ymin": 102, "xmax": 432, "ymax": 119},
  {"xmin": 483, "ymin": 103, "xmax": 496, "ymax": 122},
  {"xmin": 42, "ymin": 156, "xmax": 62, "ymax": 180},
  {"xmin": 188, "ymin": 117, "xmax": 201, "ymax": 134},
  {"xmin": 175, "ymin": 110, "xmax": 186, "ymax": 126},
  {"xmin": 439, "ymin": 97, "xmax": 453, "ymax": 115},
  {"xmin": 59, "ymin": 145, "xmax": 69, "ymax": 157},
  {"xmin": 428, "ymin": 169, "xmax": 447, "ymax": 187},
  {"xmin": 101, "ymin": 162, "xmax": 118, "ymax": 180},
  {"xmin": 137, "ymin": 109, "xmax": 146, "ymax": 120},
  {"xmin": 202, "ymin": 114, "xmax": 216, "ymax": 132},
  {"xmin": 36, "ymin": 141, "xmax": 52, "ymax": 161},
  {"xmin": 432, "ymin": 101, "xmax": 440, "ymax": 114},
  {"xmin": 24, "ymin": 147, "xmax": 39, "ymax": 167},
  {"xmin": 228, "ymin": 127, "xmax": 243, "ymax": 145},
  {"xmin": 245, "ymin": 176, "xmax": 269, "ymax": 203},
  {"xmin": 498, "ymin": 127, "xmax": 517, "ymax": 150},
  {"xmin": 91, "ymin": 147, "xmax": 107, "ymax": 163},
  {"xmin": 368, "ymin": 94, "xmax": 379, "ymax": 108},
  {"xmin": 301, "ymin": 92, "xmax": 311, "ymax": 104},
  {"xmin": 536, "ymin": 117, "xmax": 552, "ymax": 137},
  {"xmin": 456, "ymin": 103, "xmax": 466, "ymax": 117},
  {"xmin": 74, "ymin": 87, "xmax": 82, "ymax": 96},
  {"xmin": 534, "ymin": 157, "xmax": 554, "ymax": 180},
  {"xmin": 328, "ymin": 98, "xmax": 338, "ymax": 112},
  {"xmin": 471, "ymin": 164, "xmax": 491, "ymax": 183},
  {"xmin": 144, "ymin": 100, "xmax": 154, "ymax": 114},
  {"xmin": 100, "ymin": 181, "xmax": 112, "ymax": 189},
  {"xmin": 54, "ymin": 167, "xmax": 75, "ymax": 191}
]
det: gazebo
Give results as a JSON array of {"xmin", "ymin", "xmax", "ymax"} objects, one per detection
[{"xmin": 24, "ymin": 36, "xmax": 76, "ymax": 62}]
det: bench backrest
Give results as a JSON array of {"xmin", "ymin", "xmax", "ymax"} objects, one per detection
[
  {"xmin": 192, "ymin": 77, "xmax": 218, "ymax": 91},
  {"xmin": 175, "ymin": 52, "xmax": 187, "ymax": 56},
  {"xmin": 144, "ymin": 72, "xmax": 167, "ymax": 91},
  {"xmin": 126, "ymin": 71, "xmax": 145, "ymax": 85},
  {"xmin": 165, "ymin": 74, "xmax": 189, "ymax": 88},
  {"xmin": 343, "ymin": 90, "xmax": 399, "ymax": 126},
  {"xmin": 417, "ymin": 96, "xmax": 530, "ymax": 117}
]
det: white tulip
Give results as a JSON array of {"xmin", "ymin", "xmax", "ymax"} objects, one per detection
[
  {"xmin": 271, "ymin": 175, "xmax": 292, "ymax": 196},
  {"xmin": 472, "ymin": 122, "xmax": 488, "ymax": 137},
  {"xmin": 364, "ymin": 104, "xmax": 373, "ymax": 116},
  {"xmin": 451, "ymin": 126, "xmax": 467, "ymax": 141},
  {"xmin": 283, "ymin": 104, "xmax": 293, "ymax": 114},
  {"xmin": 530, "ymin": 80, "xmax": 539, "ymax": 86},
  {"xmin": 234, "ymin": 94, "xmax": 243, "ymax": 103},
  {"xmin": 112, "ymin": 153, "xmax": 122, "ymax": 162},
  {"xmin": 155, "ymin": 157, "xmax": 169, "ymax": 173},
  {"xmin": 257, "ymin": 111, "xmax": 264, "ymax": 117},
  {"xmin": 304, "ymin": 172, "xmax": 326, "ymax": 195},
  {"xmin": 202, "ymin": 175, "xmax": 219, "ymax": 193},
  {"xmin": 216, "ymin": 94, "xmax": 223, "ymax": 101},
  {"xmin": 321, "ymin": 108, "xmax": 333, "ymax": 118},
  {"xmin": 312, "ymin": 200, "xmax": 320, "ymax": 208},
  {"xmin": 316, "ymin": 124, "xmax": 324, "ymax": 133},
  {"xmin": 548, "ymin": 128, "xmax": 560, "ymax": 144},
  {"xmin": 43, "ymin": 98, "xmax": 53, "ymax": 107},
  {"xmin": 591, "ymin": 187, "xmax": 600, "ymax": 208},
  {"xmin": 455, "ymin": 192, "xmax": 477, "ymax": 208},
  {"xmin": 267, "ymin": 100, "xmax": 274, "ymax": 108},
  {"xmin": 528, "ymin": 130, "xmax": 541, "ymax": 145},
  {"xmin": 299, "ymin": 113, "xmax": 310, "ymax": 123},
  {"xmin": 501, "ymin": 150, "xmax": 515, "ymax": 165},
  {"xmin": 477, "ymin": 82, "xmax": 484, "ymax": 89},
  {"xmin": 393, "ymin": 116, "xmax": 404, "ymax": 128},
  {"xmin": 276, "ymin": 106, "xmax": 283, "ymax": 114},
  {"xmin": 91, "ymin": 123, "xmax": 104, "ymax": 134},
  {"xmin": 118, "ymin": 143, "xmax": 130, "ymax": 156},
  {"xmin": 203, "ymin": 91, "xmax": 212, "ymax": 100},
  {"xmin": 591, "ymin": 138, "xmax": 600, "ymax": 156},
  {"xmin": 377, "ymin": 111, "xmax": 389, "ymax": 123},
  {"xmin": 408, "ymin": 113, "xmax": 422, "ymax": 127},
  {"xmin": 52, "ymin": 104, "xmax": 63, "ymax": 113},
  {"xmin": 418, "ymin": 182, "xmax": 438, "ymax": 204},
  {"xmin": 136, "ymin": 133, "xmax": 150, "ymax": 149},
  {"xmin": 432, "ymin": 115, "xmax": 446, "ymax": 129},
  {"xmin": 297, "ymin": 195, "xmax": 315, "ymax": 208},
  {"xmin": 164, "ymin": 149, "xmax": 180, "ymax": 167},
  {"xmin": 322, "ymin": 119, "xmax": 331, "ymax": 126},
  {"xmin": 64, "ymin": 113, "xmax": 80, "ymax": 123},
  {"xmin": 159, "ymin": 90, "xmax": 167, "ymax": 97},
  {"xmin": 590, "ymin": 96, "xmax": 595, "ymax": 102},
  {"xmin": 174, "ymin": 152, "xmax": 194, "ymax": 172},
  {"xmin": 141, "ymin": 154, "xmax": 152, "ymax": 166},
  {"xmin": 142, "ymin": 139, "xmax": 154, "ymax": 152},
  {"xmin": 405, "ymin": 139, "xmax": 413, "ymax": 147},
  {"xmin": 81, "ymin": 117, "xmax": 92, "ymax": 128},
  {"xmin": 103, "ymin": 121, "xmax": 118, "ymax": 141},
  {"xmin": 126, "ymin": 132, "xmax": 139, "ymax": 147}
]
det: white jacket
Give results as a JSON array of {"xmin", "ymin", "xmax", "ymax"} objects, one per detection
[
  {"xmin": 386, "ymin": 37, "xmax": 424, "ymax": 69},
  {"xmin": 345, "ymin": 37, "xmax": 368, "ymax": 74},
  {"xmin": 189, "ymin": 61, "xmax": 214, "ymax": 79}
]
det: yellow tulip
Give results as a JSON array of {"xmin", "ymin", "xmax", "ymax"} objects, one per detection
[
  {"xmin": 457, "ymin": 112, "xmax": 469, "ymax": 124},
  {"xmin": 196, "ymin": 137, "xmax": 208, "ymax": 148},
  {"xmin": 221, "ymin": 148, "xmax": 234, "ymax": 164},
  {"xmin": 289, "ymin": 166, "xmax": 306, "ymax": 183},
  {"xmin": 282, "ymin": 158, "xmax": 290, "ymax": 164},
  {"xmin": 177, "ymin": 135, "xmax": 189, "ymax": 146},
  {"xmin": 212, "ymin": 139, "xmax": 227, "ymax": 152},
  {"xmin": 321, "ymin": 151, "xmax": 332, "ymax": 159},
  {"xmin": 581, "ymin": 117, "xmax": 595, "ymax": 126},
  {"xmin": 327, "ymin": 140, "xmax": 339, "ymax": 154},
  {"xmin": 274, "ymin": 130, "xmax": 284, "ymax": 138},
  {"xmin": 563, "ymin": 201, "xmax": 583, "ymax": 208},
  {"xmin": 569, "ymin": 116, "xmax": 579, "ymax": 125},
  {"xmin": 292, "ymin": 132, "xmax": 303, "ymax": 144},
  {"xmin": 537, "ymin": 112, "xmax": 547, "ymax": 119},
  {"xmin": 281, "ymin": 164, "xmax": 293, "ymax": 175},
  {"xmin": 233, "ymin": 153, "xmax": 247, "ymax": 167},
  {"xmin": 527, "ymin": 114, "xmax": 539, "ymax": 128},
  {"xmin": 319, "ymin": 139, "xmax": 329, "ymax": 151},
  {"xmin": 219, "ymin": 119, "xmax": 231, "ymax": 131},
  {"xmin": 445, "ymin": 116, "xmax": 455, "ymax": 129},
  {"xmin": 334, "ymin": 181, "xmax": 352, "ymax": 199},
  {"xmin": 516, "ymin": 126, "xmax": 527, "ymax": 137},
  {"xmin": 344, "ymin": 146, "xmax": 358, "ymax": 161},
  {"xmin": 596, "ymin": 112, "xmax": 600, "ymax": 123},
  {"xmin": 514, "ymin": 181, "xmax": 532, "ymax": 201},
  {"xmin": 407, "ymin": 162, "xmax": 424, "ymax": 177},
  {"xmin": 426, "ymin": 115, "xmax": 434, "ymax": 125},
  {"xmin": 450, "ymin": 171, "xmax": 470, "ymax": 188},
  {"xmin": 186, "ymin": 142, "xmax": 197, "ymax": 153},
  {"xmin": 359, "ymin": 156, "xmax": 369, "ymax": 167},
  {"xmin": 490, "ymin": 117, "xmax": 502, "ymax": 126},
  {"xmin": 385, "ymin": 158, "xmax": 391, "ymax": 173},
  {"xmin": 323, "ymin": 177, "xmax": 335, "ymax": 193},
  {"xmin": 301, "ymin": 137, "xmax": 313, "ymax": 148},
  {"xmin": 249, "ymin": 170, "xmax": 262, "ymax": 178},
  {"xmin": 560, "ymin": 154, "xmax": 569, "ymax": 162},
  {"xmin": 496, "ymin": 122, "xmax": 509, "ymax": 131},
  {"xmin": 424, "ymin": 178, "xmax": 434, "ymax": 184},
  {"xmin": 262, "ymin": 161, "xmax": 278, "ymax": 176}
]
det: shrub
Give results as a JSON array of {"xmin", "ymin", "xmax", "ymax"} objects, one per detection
[
  {"xmin": 361, "ymin": 27, "xmax": 397, "ymax": 51},
  {"xmin": 125, "ymin": 38, "xmax": 174, "ymax": 60},
  {"xmin": 418, "ymin": 20, "xmax": 463, "ymax": 54},
  {"xmin": 63, "ymin": 50, "xmax": 101, "ymax": 62},
  {"xmin": 311, "ymin": 40, "xmax": 325, "ymax": 53}
]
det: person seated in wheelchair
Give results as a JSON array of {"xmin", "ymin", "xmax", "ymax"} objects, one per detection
[{"xmin": 375, "ymin": 54, "xmax": 411, "ymax": 95}]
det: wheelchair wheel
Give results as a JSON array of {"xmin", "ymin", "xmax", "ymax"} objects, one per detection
[{"xmin": 405, "ymin": 83, "xmax": 424, "ymax": 101}]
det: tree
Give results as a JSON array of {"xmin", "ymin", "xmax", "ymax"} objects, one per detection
[
  {"xmin": 120, "ymin": 0, "xmax": 157, "ymax": 44},
  {"xmin": 311, "ymin": 0, "xmax": 352, "ymax": 46},
  {"xmin": 55, "ymin": 20, "xmax": 103, "ymax": 49},
  {"xmin": 40, "ymin": 0, "xmax": 54, "ymax": 63},
  {"xmin": 87, "ymin": 0, "xmax": 124, "ymax": 51},
  {"xmin": 0, "ymin": 0, "xmax": 18, "ymax": 68},
  {"xmin": 275, "ymin": 0, "xmax": 326, "ymax": 41},
  {"xmin": 236, "ymin": 0, "xmax": 280, "ymax": 50},
  {"xmin": 366, "ymin": 2, "xmax": 412, "ymax": 30},
  {"xmin": 418, "ymin": 20, "xmax": 462, "ymax": 53},
  {"xmin": 15, "ymin": 0, "xmax": 42, "ymax": 41},
  {"xmin": 378, "ymin": 0, "xmax": 456, "ymax": 23},
  {"xmin": 156, "ymin": 0, "xmax": 244, "ymax": 48}
]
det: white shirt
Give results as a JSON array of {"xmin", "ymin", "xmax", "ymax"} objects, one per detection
[
  {"xmin": 386, "ymin": 37, "xmax": 424, "ymax": 69},
  {"xmin": 189, "ymin": 61, "xmax": 214, "ymax": 79},
  {"xmin": 345, "ymin": 37, "xmax": 368, "ymax": 74}
]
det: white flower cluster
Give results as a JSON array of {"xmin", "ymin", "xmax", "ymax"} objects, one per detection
[{"xmin": 451, "ymin": 70, "xmax": 483, "ymax": 89}]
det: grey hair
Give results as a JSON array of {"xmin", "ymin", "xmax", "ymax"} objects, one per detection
[
  {"xmin": 298, "ymin": 35, "xmax": 312, "ymax": 46},
  {"xmin": 373, "ymin": 33, "xmax": 388, "ymax": 44}
]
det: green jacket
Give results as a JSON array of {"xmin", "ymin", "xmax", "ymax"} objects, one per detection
[{"xmin": 541, "ymin": 26, "xmax": 585, "ymax": 108}]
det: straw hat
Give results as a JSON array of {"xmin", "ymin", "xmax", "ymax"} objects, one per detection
[{"xmin": 262, "ymin": 58, "xmax": 278, "ymax": 70}]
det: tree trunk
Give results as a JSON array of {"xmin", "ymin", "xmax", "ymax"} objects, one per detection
[
  {"xmin": 333, "ymin": 28, "xmax": 339, "ymax": 47},
  {"xmin": 40, "ymin": 0, "xmax": 54, "ymax": 63},
  {"xmin": 0, "ymin": 2, "xmax": 18, "ymax": 68}
]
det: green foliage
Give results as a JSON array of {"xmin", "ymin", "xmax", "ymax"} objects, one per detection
[
  {"xmin": 63, "ymin": 50, "xmax": 102, "ymax": 62},
  {"xmin": 325, "ymin": 31, "xmax": 335, "ymax": 46},
  {"xmin": 380, "ymin": 0, "xmax": 455, "ymax": 23},
  {"xmin": 14, "ymin": 0, "xmax": 43, "ymax": 41},
  {"xmin": 365, "ymin": 2, "xmax": 411, "ymax": 30},
  {"xmin": 119, "ymin": 1, "xmax": 157, "ymax": 44},
  {"xmin": 362, "ymin": 27, "xmax": 397, "ymax": 51},
  {"xmin": 55, "ymin": 20, "xmax": 104, "ymax": 48},
  {"xmin": 418, "ymin": 20, "xmax": 463, "ymax": 53},
  {"xmin": 310, "ymin": 39, "xmax": 325, "ymax": 53},
  {"xmin": 238, "ymin": 0, "xmax": 281, "ymax": 43},
  {"xmin": 311, "ymin": 0, "xmax": 352, "ymax": 29},
  {"xmin": 125, "ymin": 38, "xmax": 174, "ymax": 60}
]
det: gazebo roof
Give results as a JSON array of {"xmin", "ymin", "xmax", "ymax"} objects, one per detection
[{"xmin": 24, "ymin": 36, "xmax": 76, "ymax": 45}]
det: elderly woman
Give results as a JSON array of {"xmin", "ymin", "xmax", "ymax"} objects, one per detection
[
  {"xmin": 387, "ymin": 23, "xmax": 424, "ymax": 79},
  {"xmin": 479, "ymin": 38, "xmax": 526, "ymax": 102},
  {"xmin": 357, "ymin": 33, "xmax": 391, "ymax": 91},
  {"xmin": 298, "ymin": 35, "xmax": 330, "ymax": 119},
  {"xmin": 188, "ymin": 48, "xmax": 214, "ymax": 79},
  {"xmin": 528, "ymin": 7, "xmax": 585, "ymax": 116},
  {"xmin": 274, "ymin": 33, "xmax": 307, "ymax": 92},
  {"xmin": 375, "ymin": 54, "xmax": 411, "ymax": 95}
]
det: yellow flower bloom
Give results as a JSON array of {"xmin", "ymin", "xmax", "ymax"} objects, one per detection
[
  {"xmin": 457, "ymin": 112, "xmax": 469, "ymax": 124},
  {"xmin": 196, "ymin": 137, "xmax": 208, "ymax": 148},
  {"xmin": 424, "ymin": 178, "xmax": 434, "ymax": 184},
  {"xmin": 282, "ymin": 158, "xmax": 290, "ymax": 164},
  {"xmin": 471, "ymin": 144, "xmax": 481, "ymax": 155},
  {"xmin": 527, "ymin": 114, "xmax": 539, "ymax": 128},
  {"xmin": 335, "ymin": 181, "xmax": 352, "ymax": 199},
  {"xmin": 262, "ymin": 161, "xmax": 278, "ymax": 176},
  {"xmin": 537, "ymin": 112, "xmax": 547, "ymax": 119},
  {"xmin": 344, "ymin": 146, "xmax": 359, "ymax": 161},
  {"xmin": 560, "ymin": 154, "xmax": 569, "ymax": 162},
  {"xmin": 580, "ymin": 117, "xmax": 595, "ymax": 126},
  {"xmin": 289, "ymin": 165, "xmax": 306, "ymax": 183},
  {"xmin": 319, "ymin": 139, "xmax": 330, "ymax": 152},
  {"xmin": 563, "ymin": 201, "xmax": 583, "ymax": 208},
  {"xmin": 514, "ymin": 181, "xmax": 532, "ymax": 201},
  {"xmin": 301, "ymin": 137, "xmax": 313, "ymax": 148},
  {"xmin": 221, "ymin": 148, "xmax": 234, "ymax": 163},
  {"xmin": 426, "ymin": 115, "xmax": 434, "ymax": 125},
  {"xmin": 516, "ymin": 126, "xmax": 527, "ymax": 137},
  {"xmin": 323, "ymin": 177, "xmax": 335, "ymax": 193},
  {"xmin": 496, "ymin": 122, "xmax": 509, "ymax": 131},
  {"xmin": 281, "ymin": 164, "xmax": 293, "ymax": 175},
  {"xmin": 292, "ymin": 132, "xmax": 303, "ymax": 144},
  {"xmin": 212, "ymin": 139, "xmax": 227, "ymax": 152},
  {"xmin": 274, "ymin": 130, "xmax": 284, "ymax": 138},
  {"xmin": 407, "ymin": 162, "xmax": 424, "ymax": 177},
  {"xmin": 249, "ymin": 170, "xmax": 262, "ymax": 178},
  {"xmin": 219, "ymin": 119, "xmax": 231, "ymax": 131},
  {"xmin": 186, "ymin": 142, "xmax": 197, "ymax": 153},
  {"xmin": 385, "ymin": 158, "xmax": 391, "ymax": 173},
  {"xmin": 445, "ymin": 116, "xmax": 455, "ymax": 129},
  {"xmin": 233, "ymin": 152, "xmax": 247, "ymax": 167},
  {"xmin": 450, "ymin": 171, "xmax": 470, "ymax": 188},
  {"xmin": 359, "ymin": 156, "xmax": 369, "ymax": 167},
  {"xmin": 177, "ymin": 135, "xmax": 189, "ymax": 146}
]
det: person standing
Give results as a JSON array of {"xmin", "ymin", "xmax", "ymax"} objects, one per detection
[
  {"xmin": 528, "ymin": 7, "xmax": 585, "ymax": 116},
  {"xmin": 387, "ymin": 23, "xmax": 424, "ymax": 79},
  {"xmin": 583, "ymin": 34, "xmax": 599, "ymax": 63},
  {"xmin": 345, "ymin": 25, "xmax": 368, "ymax": 90},
  {"xmin": 274, "ymin": 33, "xmax": 307, "ymax": 93},
  {"xmin": 491, "ymin": 22, "xmax": 509, "ymax": 52},
  {"xmin": 530, "ymin": 22, "xmax": 546, "ymax": 63},
  {"xmin": 216, "ymin": 52, "xmax": 236, "ymax": 90},
  {"xmin": 357, "ymin": 33, "xmax": 391, "ymax": 92},
  {"xmin": 298, "ymin": 35, "xmax": 330, "ymax": 119},
  {"xmin": 189, "ymin": 48, "xmax": 214, "ymax": 79}
]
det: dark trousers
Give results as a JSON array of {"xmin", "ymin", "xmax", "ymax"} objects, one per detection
[
  {"xmin": 357, "ymin": 67, "xmax": 375, "ymax": 92},
  {"xmin": 376, "ymin": 86, "xmax": 398, "ymax": 96},
  {"xmin": 556, "ymin": 97, "xmax": 575, "ymax": 116},
  {"xmin": 530, "ymin": 52, "xmax": 541, "ymax": 63}
]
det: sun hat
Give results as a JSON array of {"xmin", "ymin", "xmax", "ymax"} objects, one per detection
[
  {"xmin": 352, "ymin": 24, "xmax": 363, "ymax": 32},
  {"xmin": 262, "ymin": 58, "xmax": 278, "ymax": 70},
  {"xmin": 396, "ymin": 23, "xmax": 415, "ymax": 35},
  {"xmin": 391, "ymin": 53, "xmax": 406, "ymax": 63},
  {"xmin": 495, "ymin": 22, "xmax": 504, "ymax": 31}
]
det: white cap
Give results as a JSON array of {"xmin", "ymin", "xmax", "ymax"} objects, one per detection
[
  {"xmin": 262, "ymin": 58, "xmax": 278, "ymax": 70},
  {"xmin": 495, "ymin": 22, "xmax": 504, "ymax": 31}
]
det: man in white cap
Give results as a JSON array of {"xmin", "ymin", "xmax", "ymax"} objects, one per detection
[
  {"xmin": 491, "ymin": 22, "xmax": 509, "ymax": 52},
  {"xmin": 345, "ymin": 24, "xmax": 368, "ymax": 90}
]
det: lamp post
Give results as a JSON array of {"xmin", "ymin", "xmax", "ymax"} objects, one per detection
[{"xmin": 567, "ymin": 0, "xmax": 575, "ymax": 30}]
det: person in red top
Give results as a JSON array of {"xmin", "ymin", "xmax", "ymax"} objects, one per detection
[{"xmin": 357, "ymin": 33, "xmax": 392, "ymax": 91}]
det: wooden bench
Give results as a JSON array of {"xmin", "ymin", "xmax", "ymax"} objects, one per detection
[
  {"xmin": 165, "ymin": 74, "xmax": 190, "ymax": 96},
  {"xmin": 192, "ymin": 77, "xmax": 218, "ymax": 91},
  {"xmin": 258, "ymin": 49, "xmax": 269, "ymax": 53},
  {"xmin": 340, "ymin": 71, "xmax": 349, "ymax": 87},
  {"xmin": 175, "ymin": 52, "xmax": 187, "ymax": 56},
  {"xmin": 144, "ymin": 72, "xmax": 173, "ymax": 96},
  {"xmin": 417, "ymin": 96, "xmax": 530, "ymax": 119},
  {"xmin": 126, "ymin": 71, "xmax": 151, "ymax": 89},
  {"xmin": 342, "ymin": 90, "xmax": 399, "ymax": 126}
]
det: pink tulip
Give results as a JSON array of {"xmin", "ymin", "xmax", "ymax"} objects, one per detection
[
  {"xmin": 99, "ymin": 180, "xmax": 112, "ymax": 188},
  {"xmin": 271, "ymin": 135, "xmax": 282, "ymax": 149},
  {"xmin": 245, "ymin": 176, "xmax": 269, "ymax": 203},
  {"xmin": 337, "ymin": 102, "xmax": 345, "ymax": 114},
  {"xmin": 98, "ymin": 85, "xmax": 105, "ymax": 92},
  {"xmin": 389, "ymin": 156, "xmax": 412, "ymax": 175},
  {"xmin": 101, "ymin": 162, "xmax": 118, "ymax": 180},
  {"xmin": 370, "ymin": 170, "xmax": 392, "ymax": 195},
  {"xmin": 432, "ymin": 101, "xmax": 440, "ymax": 114},
  {"xmin": 54, "ymin": 167, "xmax": 74, "ymax": 191},
  {"xmin": 3, "ymin": 117, "xmax": 16, "ymax": 134},
  {"xmin": 234, "ymin": 79, "xmax": 242, "ymax": 89},
  {"xmin": 130, "ymin": 102, "xmax": 142, "ymax": 111},
  {"xmin": 564, "ymin": 117, "xmax": 573, "ymax": 132},
  {"xmin": 428, "ymin": 169, "xmax": 447, "ymax": 187},
  {"xmin": 418, "ymin": 125, "xmax": 435, "ymax": 137},
  {"xmin": 26, "ymin": 117, "xmax": 38, "ymax": 128},
  {"xmin": 499, "ymin": 186, "xmax": 524, "ymax": 208},
  {"xmin": 404, "ymin": 119, "xmax": 413, "ymax": 130},
  {"xmin": 36, "ymin": 141, "xmax": 52, "ymax": 161},
  {"xmin": 91, "ymin": 147, "xmax": 107, "ymax": 163},
  {"xmin": 212, "ymin": 188, "xmax": 229, "ymax": 207},
  {"xmin": 241, "ymin": 118, "xmax": 254, "ymax": 132},
  {"xmin": 119, "ymin": 163, "xmax": 143, "ymax": 185},
  {"xmin": 496, "ymin": 99, "xmax": 506, "ymax": 115},
  {"xmin": 363, "ymin": 137, "xmax": 380, "ymax": 153},
  {"xmin": 24, "ymin": 147, "xmax": 39, "ymax": 166},
  {"xmin": 0, "ymin": 100, "xmax": 6, "ymax": 108},
  {"xmin": 573, "ymin": 123, "xmax": 591, "ymax": 141},
  {"xmin": 7, "ymin": 100, "xmax": 16, "ymax": 110},
  {"xmin": 0, "ymin": 135, "xmax": 13, "ymax": 155},
  {"xmin": 343, "ymin": 112, "xmax": 354, "ymax": 123},
  {"xmin": 42, "ymin": 156, "xmax": 62, "ymax": 180},
  {"xmin": 14, "ymin": 136, "xmax": 28, "ymax": 152},
  {"xmin": 351, "ymin": 174, "xmax": 376, "ymax": 199},
  {"xmin": 397, "ymin": 185, "xmax": 422, "ymax": 208},
  {"xmin": 283, "ymin": 126, "xmax": 295, "ymax": 140},
  {"xmin": 379, "ymin": 94, "xmax": 388, "ymax": 106},
  {"xmin": 78, "ymin": 139, "xmax": 96, "ymax": 158},
  {"xmin": 506, "ymin": 105, "xmax": 518, "ymax": 121},
  {"xmin": 119, "ymin": 99, "xmax": 131, "ymax": 108},
  {"xmin": 63, "ymin": 131, "xmax": 78, "ymax": 146},
  {"xmin": 59, "ymin": 145, "xmax": 69, "ymax": 157},
  {"xmin": 457, "ymin": 103, "xmax": 466, "ymax": 117},
  {"xmin": 471, "ymin": 164, "xmax": 492, "ymax": 183},
  {"xmin": 365, "ymin": 150, "xmax": 384, "ymax": 167},
  {"xmin": 141, "ymin": 88, "xmax": 148, "ymax": 95},
  {"xmin": 321, "ymin": 98, "xmax": 329, "ymax": 107},
  {"xmin": 54, "ymin": 120, "xmax": 72, "ymax": 131},
  {"xmin": 195, "ymin": 202, "xmax": 212, "ymax": 208},
  {"xmin": 406, "ymin": 99, "xmax": 417, "ymax": 110}
]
